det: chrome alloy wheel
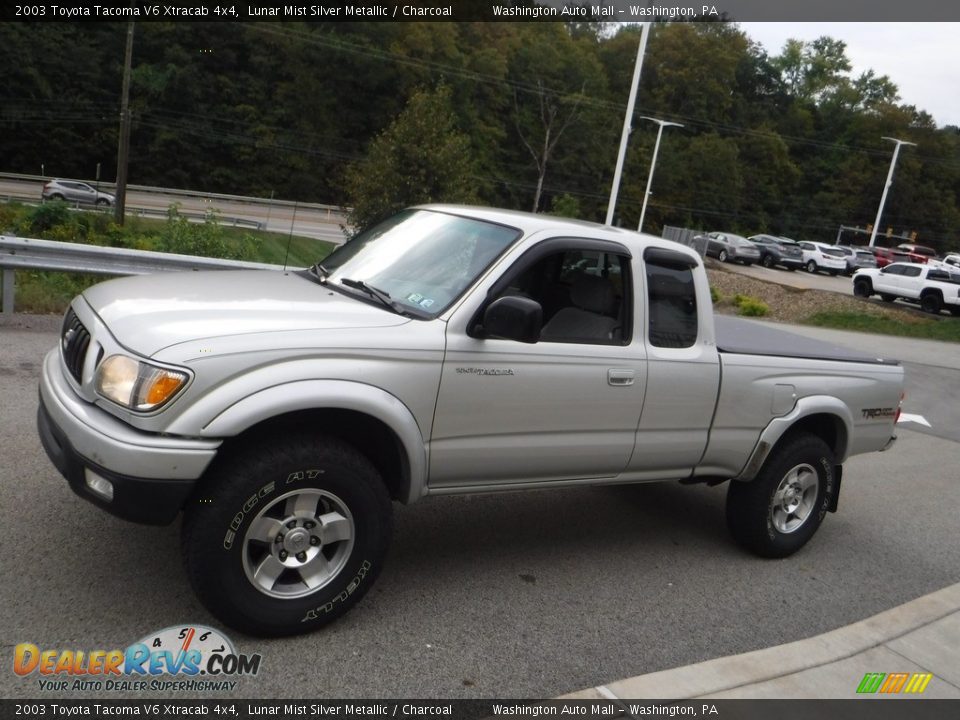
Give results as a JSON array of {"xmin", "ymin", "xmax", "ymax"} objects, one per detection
[
  {"xmin": 770, "ymin": 463, "xmax": 819, "ymax": 534},
  {"xmin": 241, "ymin": 489, "xmax": 355, "ymax": 598}
]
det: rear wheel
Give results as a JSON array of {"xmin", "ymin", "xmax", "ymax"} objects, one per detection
[
  {"xmin": 920, "ymin": 292, "xmax": 943, "ymax": 315},
  {"xmin": 182, "ymin": 433, "xmax": 392, "ymax": 636},
  {"xmin": 727, "ymin": 434, "xmax": 835, "ymax": 558}
]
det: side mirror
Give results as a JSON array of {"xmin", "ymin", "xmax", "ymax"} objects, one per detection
[{"xmin": 482, "ymin": 296, "xmax": 542, "ymax": 344}]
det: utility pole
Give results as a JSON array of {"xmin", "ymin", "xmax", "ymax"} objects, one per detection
[
  {"xmin": 637, "ymin": 117, "xmax": 683, "ymax": 232},
  {"xmin": 114, "ymin": 21, "xmax": 134, "ymax": 225},
  {"xmin": 867, "ymin": 136, "xmax": 916, "ymax": 247}
]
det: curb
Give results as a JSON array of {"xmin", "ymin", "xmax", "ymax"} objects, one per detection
[{"xmin": 562, "ymin": 582, "xmax": 960, "ymax": 700}]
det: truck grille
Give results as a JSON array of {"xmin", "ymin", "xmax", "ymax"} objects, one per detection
[{"xmin": 61, "ymin": 307, "xmax": 91, "ymax": 384}]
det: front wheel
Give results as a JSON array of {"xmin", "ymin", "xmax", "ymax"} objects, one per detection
[
  {"xmin": 853, "ymin": 278, "xmax": 872, "ymax": 298},
  {"xmin": 718, "ymin": 249, "xmax": 728, "ymax": 263},
  {"xmin": 805, "ymin": 260, "xmax": 817, "ymax": 273},
  {"xmin": 96, "ymin": 198, "xmax": 110, "ymax": 207},
  {"xmin": 726, "ymin": 435, "xmax": 835, "ymax": 558},
  {"xmin": 182, "ymin": 433, "xmax": 392, "ymax": 636},
  {"xmin": 761, "ymin": 255, "xmax": 774, "ymax": 268}
]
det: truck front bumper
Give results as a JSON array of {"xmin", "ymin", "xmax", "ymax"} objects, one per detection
[{"xmin": 38, "ymin": 349, "xmax": 220, "ymax": 525}]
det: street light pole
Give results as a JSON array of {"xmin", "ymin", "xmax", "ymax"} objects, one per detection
[
  {"xmin": 637, "ymin": 117, "xmax": 683, "ymax": 233},
  {"xmin": 605, "ymin": 22, "xmax": 650, "ymax": 227},
  {"xmin": 868, "ymin": 136, "xmax": 916, "ymax": 247}
]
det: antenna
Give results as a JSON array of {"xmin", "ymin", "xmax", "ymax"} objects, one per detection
[{"xmin": 282, "ymin": 200, "xmax": 298, "ymax": 272}]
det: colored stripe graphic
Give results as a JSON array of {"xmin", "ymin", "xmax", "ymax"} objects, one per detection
[
  {"xmin": 857, "ymin": 673, "xmax": 885, "ymax": 693},
  {"xmin": 857, "ymin": 672, "xmax": 932, "ymax": 694},
  {"xmin": 880, "ymin": 672, "xmax": 909, "ymax": 693},
  {"xmin": 904, "ymin": 674, "xmax": 933, "ymax": 694}
]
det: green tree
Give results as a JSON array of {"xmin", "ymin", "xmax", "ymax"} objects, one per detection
[{"xmin": 343, "ymin": 85, "xmax": 479, "ymax": 233}]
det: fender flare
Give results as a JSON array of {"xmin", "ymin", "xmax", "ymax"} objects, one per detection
[
  {"xmin": 170, "ymin": 379, "xmax": 428, "ymax": 504},
  {"xmin": 735, "ymin": 395, "xmax": 853, "ymax": 481}
]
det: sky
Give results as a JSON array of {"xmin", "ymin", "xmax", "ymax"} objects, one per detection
[{"xmin": 740, "ymin": 23, "xmax": 960, "ymax": 128}]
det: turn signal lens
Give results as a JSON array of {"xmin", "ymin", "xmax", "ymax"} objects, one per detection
[
  {"xmin": 95, "ymin": 355, "xmax": 188, "ymax": 411},
  {"xmin": 140, "ymin": 368, "xmax": 187, "ymax": 409}
]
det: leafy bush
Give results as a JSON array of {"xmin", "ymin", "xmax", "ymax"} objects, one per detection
[
  {"xmin": 23, "ymin": 201, "xmax": 72, "ymax": 234},
  {"xmin": 733, "ymin": 293, "xmax": 769, "ymax": 317},
  {"xmin": 157, "ymin": 205, "xmax": 253, "ymax": 260}
]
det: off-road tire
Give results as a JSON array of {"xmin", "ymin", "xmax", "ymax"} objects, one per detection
[
  {"xmin": 853, "ymin": 278, "xmax": 872, "ymax": 297},
  {"xmin": 182, "ymin": 433, "xmax": 392, "ymax": 636},
  {"xmin": 920, "ymin": 292, "xmax": 943, "ymax": 315},
  {"xmin": 726, "ymin": 434, "xmax": 835, "ymax": 558}
]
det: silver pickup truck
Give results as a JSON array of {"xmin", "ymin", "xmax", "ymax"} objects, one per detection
[{"xmin": 38, "ymin": 206, "xmax": 904, "ymax": 636}]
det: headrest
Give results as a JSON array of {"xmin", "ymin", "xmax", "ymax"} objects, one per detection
[{"xmin": 571, "ymin": 274, "xmax": 616, "ymax": 315}]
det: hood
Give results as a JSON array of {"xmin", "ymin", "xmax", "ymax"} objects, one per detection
[{"xmin": 83, "ymin": 270, "xmax": 410, "ymax": 357}]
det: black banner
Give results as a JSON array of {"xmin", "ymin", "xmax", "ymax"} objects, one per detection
[
  {"xmin": 4, "ymin": 0, "xmax": 960, "ymax": 23},
  {"xmin": 2, "ymin": 700, "xmax": 960, "ymax": 720}
]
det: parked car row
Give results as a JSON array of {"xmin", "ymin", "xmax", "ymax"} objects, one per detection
[{"xmin": 697, "ymin": 229, "xmax": 958, "ymax": 281}]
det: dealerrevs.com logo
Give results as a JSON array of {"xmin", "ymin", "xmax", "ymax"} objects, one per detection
[{"xmin": 13, "ymin": 625, "xmax": 262, "ymax": 693}]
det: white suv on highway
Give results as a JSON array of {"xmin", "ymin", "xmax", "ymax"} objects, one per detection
[{"xmin": 798, "ymin": 241, "xmax": 847, "ymax": 275}]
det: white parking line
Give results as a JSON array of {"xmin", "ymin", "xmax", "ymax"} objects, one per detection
[{"xmin": 898, "ymin": 413, "xmax": 932, "ymax": 427}]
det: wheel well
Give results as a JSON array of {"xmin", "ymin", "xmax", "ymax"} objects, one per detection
[
  {"xmin": 920, "ymin": 288, "xmax": 942, "ymax": 298},
  {"xmin": 215, "ymin": 409, "xmax": 410, "ymax": 502},
  {"xmin": 779, "ymin": 414, "xmax": 847, "ymax": 461}
]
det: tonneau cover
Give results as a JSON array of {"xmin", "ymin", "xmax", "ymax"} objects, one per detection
[{"xmin": 714, "ymin": 315, "xmax": 899, "ymax": 366}]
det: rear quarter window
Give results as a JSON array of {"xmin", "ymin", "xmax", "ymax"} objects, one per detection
[{"xmin": 646, "ymin": 262, "xmax": 698, "ymax": 349}]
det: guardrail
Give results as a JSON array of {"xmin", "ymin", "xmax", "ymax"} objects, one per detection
[{"xmin": 0, "ymin": 235, "xmax": 286, "ymax": 316}]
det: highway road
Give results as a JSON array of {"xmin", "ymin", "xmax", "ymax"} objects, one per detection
[
  {"xmin": 0, "ymin": 177, "xmax": 348, "ymax": 245},
  {"xmin": 1, "ymin": 315, "xmax": 958, "ymax": 700}
]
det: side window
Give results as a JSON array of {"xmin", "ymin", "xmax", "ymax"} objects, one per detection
[
  {"xmin": 646, "ymin": 260, "xmax": 698, "ymax": 349},
  {"xmin": 884, "ymin": 265, "xmax": 905, "ymax": 275},
  {"xmin": 491, "ymin": 247, "xmax": 631, "ymax": 345},
  {"xmin": 903, "ymin": 266, "xmax": 922, "ymax": 277}
]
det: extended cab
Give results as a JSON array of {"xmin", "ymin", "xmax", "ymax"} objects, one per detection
[
  {"xmin": 38, "ymin": 206, "xmax": 904, "ymax": 636},
  {"xmin": 853, "ymin": 261, "xmax": 960, "ymax": 315}
]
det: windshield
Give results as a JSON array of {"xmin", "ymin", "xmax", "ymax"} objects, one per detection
[{"xmin": 316, "ymin": 210, "xmax": 521, "ymax": 318}]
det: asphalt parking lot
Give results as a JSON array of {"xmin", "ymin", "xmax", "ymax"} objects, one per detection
[{"xmin": 1, "ymin": 318, "xmax": 959, "ymax": 700}]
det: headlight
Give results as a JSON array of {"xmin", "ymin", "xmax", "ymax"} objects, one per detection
[{"xmin": 95, "ymin": 355, "xmax": 188, "ymax": 411}]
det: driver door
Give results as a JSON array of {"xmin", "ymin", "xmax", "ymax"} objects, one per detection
[{"xmin": 428, "ymin": 239, "xmax": 647, "ymax": 490}]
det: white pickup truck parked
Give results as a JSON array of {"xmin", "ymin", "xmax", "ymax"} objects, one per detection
[
  {"xmin": 38, "ymin": 206, "xmax": 904, "ymax": 636},
  {"xmin": 853, "ymin": 261, "xmax": 960, "ymax": 315}
]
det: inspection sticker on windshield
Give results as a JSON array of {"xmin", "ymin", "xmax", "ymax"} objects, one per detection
[{"xmin": 406, "ymin": 293, "xmax": 435, "ymax": 308}]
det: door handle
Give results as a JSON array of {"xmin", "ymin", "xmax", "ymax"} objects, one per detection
[{"xmin": 608, "ymin": 369, "xmax": 635, "ymax": 386}]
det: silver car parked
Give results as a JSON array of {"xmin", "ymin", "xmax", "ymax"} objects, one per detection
[
  {"xmin": 703, "ymin": 232, "xmax": 761, "ymax": 265},
  {"xmin": 42, "ymin": 179, "xmax": 115, "ymax": 207}
]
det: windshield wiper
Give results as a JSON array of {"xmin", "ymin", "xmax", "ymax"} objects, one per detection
[{"xmin": 339, "ymin": 278, "xmax": 408, "ymax": 315}]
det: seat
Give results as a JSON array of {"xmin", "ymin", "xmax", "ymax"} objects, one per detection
[{"xmin": 540, "ymin": 273, "xmax": 618, "ymax": 342}]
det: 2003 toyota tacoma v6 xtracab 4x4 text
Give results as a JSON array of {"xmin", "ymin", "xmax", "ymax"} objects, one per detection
[{"xmin": 38, "ymin": 206, "xmax": 905, "ymax": 636}]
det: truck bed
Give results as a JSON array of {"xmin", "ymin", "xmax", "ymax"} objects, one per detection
[{"xmin": 714, "ymin": 315, "xmax": 898, "ymax": 366}]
